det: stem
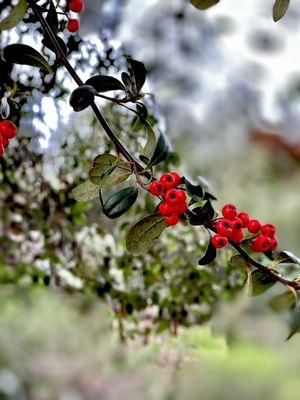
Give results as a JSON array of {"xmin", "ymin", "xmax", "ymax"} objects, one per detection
[{"xmin": 26, "ymin": 0, "xmax": 151, "ymax": 179}]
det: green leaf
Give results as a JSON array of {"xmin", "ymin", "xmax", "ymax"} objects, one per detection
[
  {"xmin": 184, "ymin": 178, "xmax": 204, "ymax": 201},
  {"xmin": 269, "ymin": 290, "xmax": 297, "ymax": 312},
  {"xmin": 89, "ymin": 154, "xmax": 132, "ymax": 186},
  {"xmin": 3, "ymin": 44, "xmax": 52, "ymax": 73},
  {"xmin": 251, "ymin": 269, "xmax": 277, "ymax": 297},
  {"xmin": 198, "ymin": 241, "xmax": 217, "ymax": 265},
  {"xmin": 72, "ymin": 180, "xmax": 99, "ymax": 202},
  {"xmin": 85, "ymin": 75, "xmax": 126, "ymax": 93},
  {"xmin": 278, "ymin": 251, "xmax": 300, "ymax": 265},
  {"xmin": 46, "ymin": 0, "xmax": 58, "ymax": 33},
  {"xmin": 69, "ymin": 85, "xmax": 97, "ymax": 112},
  {"xmin": 126, "ymin": 214, "xmax": 167, "ymax": 255},
  {"xmin": 230, "ymin": 254, "xmax": 247, "ymax": 269},
  {"xmin": 128, "ymin": 59, "xmax": 147, "ymax": 94},
  {"xmin": 273, "ymin": 0, "xmax": 290, "ymax": 22},
  {"xmin": 42, "ymin": 34, "xmax": 68, "ymax": 57},
  {"xmin": 287, "ymin": 303, "xmax": 300, "ymax": 340},
  {"xmin": 190, "ymin": 0, "xmax": 220, "ymax": 11},
  {"xmin": 0, "ymin": 0, "xmax": 28, "ymax": 31},
  {"xmin": 101, "ymin": 187, "xmax": 138, "ymax": 219},
  {"xmin": 147, "ymin": 133, "xmax": 172, "ymax": 169},
  {"xmin": 143, "ymin": 123, "xmax": 157, "ymax": 159},
  {"xmin": 121, "ymin": 72, "xmax": 132, "ymax": 93}
]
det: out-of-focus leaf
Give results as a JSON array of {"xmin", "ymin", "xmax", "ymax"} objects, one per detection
[
  {"xmin": 278, "ymin": 251, "xmax": 300, "ymax": 265},
  {"xmin": 101, "ymin": 187, "xmax": 138, "ymax": 219},
  {"xmin": 85, "ymin": 75, "xmax": 125, "ymax": 93},
  {"xmin": 126, "ymin": 214, "xmax": 167, "ymax": 255},
  {"xmin": 69, "ymin": 85, "xmax": 97, "ymax": 112},
  {"xmin": 147, "ymin": 133, "xmax": 172, "ymax": 168},
  {"xmin": 198, "ymin": 241, "xmax": 217, "ymax": 265},
  {"xmin": 89, "ymin": 154, "xmax": 132, "ymax": 186},
  {"xmin": 269, "ymin": 290, "xmax": 297, "ymax": 312},
  {"xmin": 273, "ymin": 0, "xmax": 290, "ymax": 22},
  {"xmin": 251, "ymin": 269, "xmax": 277, "ymax": 296},
  {"xmin": 72, "ymin": 180, "xmax": 99, "ymax": 202},
  {"xmin": 3, "ymin": 44, "xmax": 52, "ymax": 73},
  {"xmin": 143, "ymin": 124, "xmax": 157, "ymax": 159},
  {"xmin": 0, "ymin": 0, "xmax": 27, "ymax": 31},
  {"xmin": 287, "ymin": 302, "xmax": 300, "ymax": 340},
  {"xmin": 190, "ymin": 0, "xmax": 220, "ymax": 11}
]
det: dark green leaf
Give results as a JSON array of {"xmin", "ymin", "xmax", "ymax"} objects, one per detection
[
  {"xmin": 42, "ymin": 35, "xmax": 68, "ymax": 57},
  {"xmin": 251, "ymin": 269, "xmax": 277, "ymax": 296},
  {"xmin": 143, "ymin": 124, "xmax": 157, "ymax": 159},
  {"xmin": 0, "ymin": 0, "xmax": 27, "ymax": 31},
  {"xmin": 198, "ymin": 241, "xmax": 217, "ymax": 265},
  {"xmin": 46, "ymin": 0, "xmax": 58, "ymax": 33},
  {"xmin": 189, "ymin": 201, "xmax": 215, "ymax": 226},
  {"xmin": 147, "ymin": 133, "xmax": 172, "ymax": 169},
  {"xmin": 126, "ymin": 214, "xmax": 167, "ymax": 255},
  {"xmin": 128, "ymin": 58, "xmax": 147, "ymax": 93},
  {"xmin": 69, "ymin": 85, "xmax": 97, "ymax": 112},
  {"xmin": 3, "ymin": 44, "xmax": 52, "ymax": 73},
  {"xmin": 269, "ymin": 290, "xmax": 297, "ymax": 312},
  {"xmin": 273, "ymin": 0, "xmax": 290, "ymax": 22},
  {"xmin": 101, "ymin": 187, "xmax": 138, "ymax": 219},
  {"xmin": 121, "ymin": 72, "xmax": 132, "ymax": 92},
  {"xmin": 190, "ymin": 0, "xmax": 220, "ymax": 10},
  {"xmin": 72, "ymin": 180, "xmax": 99, "ymax": 202},
  {"xmin": 184, "ymin": 178, "xmax": 204, "ymax": 201},
  {"xmin": 278, "ymin": 251, "xmax": 300, "ymax": 265},
  {"xmin": 85, "ymin": 75, "xmax": 125, "ymax": 93}
]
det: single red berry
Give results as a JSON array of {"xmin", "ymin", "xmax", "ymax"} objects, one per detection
[
  {"xmin": 215, "ymin": 218, "xmax": 233, "ymax": 237},
  {"xmin": 175, "ymin": 200, "xmax": 188, "ymax": 215},
  {"xmin": 252, "ymin": 235, "xmax": 271, "ymax": 252},
  {"xmin": 149, "ymin": 181, "xmax": 163, "ymax": 196},
  {"xmin": 171, "ymin": 171, "xmax": 182, "ymax": 186},
  {"xmin": 176, "ymin": 189, "xmax": 186, "ymax": 203},
  {"xmin": 159, "ymin": 202, "xmax": 176, "ymax": 216},
  {"xmin": 160, "ymin": 173, "xmax": 177, "ymax": 189},
  {"xmin": 222, "ymin": 204, "xmax": 238, "ymax": 220},
  {"xmin": 269, "ymin": 236, "xmax": 278, "ymax": 251},
  {"xmin": 1, "ymin": 136, "xmax": 9, "ymax": 148},
  {"xmin": 67, "ymin": 18, "xmax": 79, "ymax": 33},
  {"xmin": 164, "ymin": 189, "xmax": 181, "ymax": 205},
  {"xmin": 69, "ymin": 0, "xmax": 84, "ymax": 12},
  {"xmin": 232, "ymin": 217, "xmax": 243, "ymax": 230},
  {"xmin": 212, "ymin": 235, "xmax": 228, "ymax": 249},
  {"xmin": 0, "ymin": 120, "xmax": 17, "ymax": 139},
  {"xmin": 165, "ymin": 213, "xmax": 180, "ymax": 226},
  {"xmin": 250, "ymin": 242, "xmax": 260, "ymax": 253},
  {"xmin": 261, "ymin": 224, "xmax": 276, "ymax": 238},
  {"xmin": 237, "ymin": 212, "xmax": 250, "ymax": 228},
  {"xmin": 248, "ymin": 219, "xmax": 261, "ymax": 233},
  {"xmin": 229, "ymin": 228, "xmax": 244, "ymax": 243}
]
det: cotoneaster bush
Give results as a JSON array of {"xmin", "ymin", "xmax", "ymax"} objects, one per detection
[{"xmin": 1, "ymin": 0, "xmax": 300, "ymax": 338}]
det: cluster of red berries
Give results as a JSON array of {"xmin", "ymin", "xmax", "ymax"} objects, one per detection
[
  {"xmin": 212, "ymin": 204, "xmax": 278, "ymax": 253},
  {"xmin": 0, "ymin": 120, "xmax": 17, "ymax": 156},
  {"xmin": 66, "ymin": 0, "xmax": 84, "ymax": 33},
  {"xmin": 149, "ymin": 172, "xmax": 188, "ymax": 226}
]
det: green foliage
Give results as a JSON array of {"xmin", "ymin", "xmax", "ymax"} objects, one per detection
[
  {"xmin": 3, "ymin": 44, "xmax": 52, "ymax": 73},
  {"xmin": 100, "ymin": 186, "xmax": 138, "ymax": 219},
  {"xmin": 0, "ymin": 0, "xmax": 27, "ymax": 31},
  {"xmin": 190, "ymin": 0, "xmax": 220, "ymax": 11},
  {"xmin": 89, "ymin": 154, "xmax": 132, "ymax": 186},
  {"xmin": 273, "ymin": 0, "xmax": 290, "ymax": 22},
  {"xmin": 69, "ymin": 85, "xmax": 97, "ymax": 112},
  {"xmin": 85, "ymin": 75, "xmax": 126, "ymax": 93},
  {"xmin": 71, "ymin": 180, "xmax": 99, "ymax": 202}
]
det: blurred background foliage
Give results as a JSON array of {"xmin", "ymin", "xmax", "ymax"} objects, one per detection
[{"xmin": 1, "ymin": 0, "xmax": 300, "ymax": 397}]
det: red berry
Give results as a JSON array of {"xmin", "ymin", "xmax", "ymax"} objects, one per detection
[
  {"xmin": 1, "ymin": 136, "xmax": 9, "ymax": 148},
  {"xmin": 250, "ymin": 242, "xmax": 260, "ymax": 253},
  {"xmin": 160, "ymin": 173, "xmax": 177, "ymax": 189},
  {"xmin": 215, "ymin": 219, "xmax": 233, "ymax": 237},
  {"xmin": 212, "ymin": 235, "xmax": 228, "ymax": 249},
  {"xmin": 229, "ymin": 229, "xmax": 244, "ymax": 243},
  {"xmin": 176, "ymin": 189, "xmax": 186, "ymax": 203},
  {"xmin": 222, "ymin": 204, "xmax": 238, "ymax": 220},
  {"xmin": 159, "ymin": 202, "xmax": 175, "ymax": 216},
  {"xmin": 171, "ymin": 171, "xmax": 181, "ymax": 186},
  {"xmin": 0, "ymin": 143, "xmax": 4, "ymax": 157},
  {"xmin": 252, "ymin": 235, "xmax": 271, "ymax": 252},
  {"xmin": 164, "ymin": 189, "xmax": 181, "ymax": 205},
  {"xmin": 0, "ymin": 120, "xmax": 17, "ymax": 139},
  {"xmin": 69, "ymin": 0, "xmax": 84, "ymax": 12},
  {"xmin": 248, "ymin": 219, "xmax": 261, "ymax": 233},
  {"xmin": 149, "ymin": 181, "xmax": 163, "ymax": 196},
  {"xmin": 237, "ymin": 212, "xmax": 250, "ymax": 228},
  {"xmin": 67, "ymin": 18, "xmax": 79, "ymax": 33},
  {"xmin": 165, "ymin": 213, "xmax": 180, "ymax": 226},
  {"xmin": 175, "ymin": 200, "xmax": 187, "ymax": 215},
  {"xmin": 232, "ymin": 217, "xmax": 243, "ymax": 230},
  {"xmin": 261, "ymin": 224, "xmax": 276, "ymax": 238},
  {"xmin": 269, "ymin": 236, "xmax": 278, "ymax": 251}
]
